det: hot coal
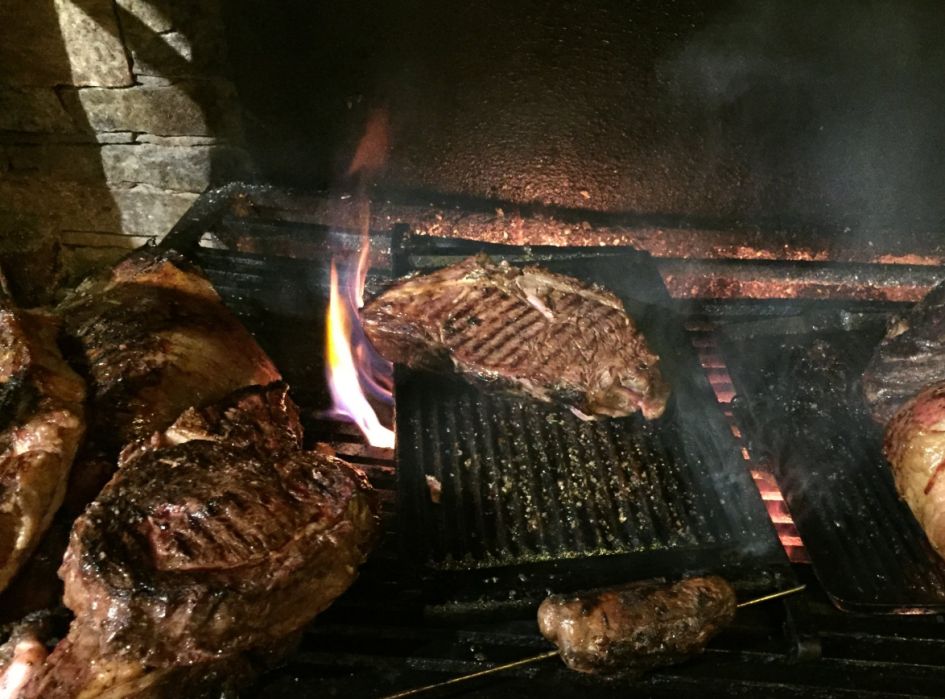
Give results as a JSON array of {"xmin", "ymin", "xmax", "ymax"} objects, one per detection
[{"xmin": 363, "ymin": 254, "xmax": 669, "ymax": 419}]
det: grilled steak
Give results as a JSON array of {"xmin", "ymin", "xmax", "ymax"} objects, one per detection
[
  {"xmin": 20, "ymin": 384, "xmax": 377, "ymax": 697},
  {"xmin": 56, "ymin": 248, "xmax": 280, "ymax": 512},
  {"xmin": 537, "ymin": 576, "xmax": 736, "ymax": 676},
  {"xmin": 0, "ymin": 302, "xmax": 85, "ymax": 594},
  {"xmin": 863, "ymin": 280, "xmax": 945, "ymax": 424},
  {"xmin": 884, "ymin": 381, "xmax": 945, "ymax": 559},
  {"xmin": 362, "ymin": 255, "xmax": 670, "ymax": 419}
]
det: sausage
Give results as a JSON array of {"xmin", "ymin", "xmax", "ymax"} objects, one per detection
[{"xmin": 537, "ymin": 576, "xmax": 737, "ymax": 676}]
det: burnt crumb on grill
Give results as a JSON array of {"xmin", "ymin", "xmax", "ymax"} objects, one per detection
[
  {"xmin": 363, "ymin": 254, "xmax": 669, "ymax": 420},
  {"xmin": 426, "ymin": 474, "xmax": 442, "ymax": 503}
]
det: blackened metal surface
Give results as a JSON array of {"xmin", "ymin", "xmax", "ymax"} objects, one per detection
[
  {"xmin": 720, "ymin": 314, "xmax": 945, "ymax": 612},
  {"xmin": 392, "ymin": 236, "xmax": 788, "ymax": 601},
  {"xmin": 255, "ymin": 567, "xmax": 945, "ymax": 698}
]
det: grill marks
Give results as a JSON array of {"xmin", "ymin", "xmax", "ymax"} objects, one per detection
[
  {"xmin": 56, "ymin": 385, "xmax": 379, "ymax": 669},
  {"xmin": 364, "ymin": 255, "xmax": 669, "ymax": 420},
  {"xmin": 396, "ymin": 368, "xmax": 769, "ymax": 572}
]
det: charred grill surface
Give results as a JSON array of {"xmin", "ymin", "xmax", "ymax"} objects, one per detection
[
  {"xmin": 57, "ymin": 248, "xmax": 281, "ymax": 513},
  {"xmin": 538, "ymin": 576, "xmax": 737, "ymax": 675},
  {"xmin": 721, "ymin": 316, "xmax": 945, "ymax": 611},
  {"xmin": 0, "ymin": 304, "xmax": 85, "ymax": 593},
  {"xmin": 363, "ymin": 254, "xmax": 669, "ymax": 420}
]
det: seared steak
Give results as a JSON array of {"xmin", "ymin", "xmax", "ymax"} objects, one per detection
[
  {"xmin": 884, "ymin": 381, "xmax": 945, "ymax": 559},
  {"xmin": 362, "ymin": 255, "xmax": 670, "ymax": 419},
  {"xmin": 863, "ymin": 280, "xmax": 945, "ymax": 424},
  {"xmin": 57, "ymin": 248, "xmax": 280, "ymax": 512},
  {"xmin": 0, "ymin": 302, "xmax": 85, "ymax": 593},
  {"xmin": 21, "ymin": 385, "xmax": 378, "ymax": 697},
  {"xmin": 537, "ymin": 576, "xmax": 736, "ymax": 676}
]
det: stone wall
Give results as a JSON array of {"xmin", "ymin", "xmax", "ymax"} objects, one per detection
[{"xmin": 0, "ymin": 0, "xmax": 249, "ymax": 301}]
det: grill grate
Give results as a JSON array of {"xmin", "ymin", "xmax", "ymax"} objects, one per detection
[
  {"xmin": 151, "ymin": 184, "xmax": 945, "ymax": 696},
  {"xmin": 719, "ymin": 310, "xmax": 945, "ymax": 612},
  {"xmin": 392, "ymin": 237, "xmax": 790, "ymax": 601}
]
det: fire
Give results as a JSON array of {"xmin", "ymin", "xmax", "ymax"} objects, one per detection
[
  {"xmin": 326, "ymin": 258, "xmax": 394, "ymax": 449},
  {"xmin": 324, "ymin": 106, "xmax": 395, "ymax": 449}
]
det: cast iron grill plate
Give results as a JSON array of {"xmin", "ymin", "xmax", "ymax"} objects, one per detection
[
  {"xmin": 720, "ymin": 312, "xmax": 945, "ymax": 612},
  {"xmin": 392, "ymin": 235, "xmax": 787, "ymax": 598}
]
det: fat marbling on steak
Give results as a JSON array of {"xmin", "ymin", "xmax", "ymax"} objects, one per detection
[
  {"xmin": 864, "ymin": 279, "xmax": 945, "ymax": 424},
  {"xmin": 884, "ymin": 380, "xmax": 945, "ymax": 560},
  {"xmin": 56, "ymin": 248, "xmax": 281, "ymax": 513},
  {"xmin": 362, "ymin": 255, "xmax": 670, "ymax": 419},
  {"xmin": 20, "ymin": 384, "xmax": 378, "ymax": 698},
  {"xmin": 0, "ymin": 299, "xmax": 85, "ymax": 594}
]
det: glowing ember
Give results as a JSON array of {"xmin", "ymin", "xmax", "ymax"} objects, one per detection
[{"xmin": 326, "ymin": 260, "xmax": 394, "ymax": 449}]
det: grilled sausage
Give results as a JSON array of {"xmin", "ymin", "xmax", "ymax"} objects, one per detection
[{"xmin": 537, "ymin": 576, "xmax": 737, "ymax": 676}]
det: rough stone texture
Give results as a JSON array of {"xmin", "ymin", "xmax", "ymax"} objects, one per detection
[
  {"xmin": 129, "ymin": 29, "xmax": 227, "ymax": 80},
  {"xmin": 115, "ymin": 0, "xmax": 174, "ymax": 33},
  {"xmin": 0, "ymin": 0, "xmax": 248, "ymax": 288},
  {"xmin": 1, "ymin": 143, "xmax": 249, "ymax": 191},
  {"xmin": 0, "ymin": 88, "xmax": 76, "ymax": 133},
  {"xmin": 101, "ymin": 143, "xmax": 251, "ymax": 191},
  {"xmin": 0, "ymin": 179, "xmax": 121, "ymax": 234},
  {"xmin": 111, "ymin": 184, "xmax": 199, "ymax": 237},
  {"xmin": 0, "ymin": 180, "xmax": 195, "ymax": 237},
  {"xmin": 61, "ymin": 230, "xmax": 155, "ymax": 248},
  {"xmin": 136, "ymin": 134, "xmax": 222, "ymax": 146},
  {"xmin": 1, "ymin": 144, "xmax": 106, "ymax": 181},
  {"xmin": 0, "ymin": 0, "xmax": 73, "ymax": 86},
  {"xmin": 78, "ymin": 81, "xmax": 241, "ymax": 137},
  {"xmin": 0, "ymin": 210, "xmax": 63, "ymax": 305},
  {"xmin": 55, "ymin": 0, "xmax": 134, "ymax": 87}
]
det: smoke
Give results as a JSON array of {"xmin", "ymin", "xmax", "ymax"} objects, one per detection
[{"xmin": 661, "ymin": 0, "xmax": 945, "ymax": 242}]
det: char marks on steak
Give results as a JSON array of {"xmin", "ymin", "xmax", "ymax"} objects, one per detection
[
  {"xmin": 884, "ymin": 381, "xmax": 945, "ymax": 559},
  {"xmin": 21, "ymin": 384, "xmax": 378, "ymax": 697},
  {"xmin": 864, "ymin": 280, "xmax": 945, "ymax": 424},
  {"xmin": 537, "ymin": 576, "xmax": 736, "ymax": 676},
  {"xmin": 0, "ymin": 300, "xmax": 85, "ymax": 594},
  {"xmin": 362, "ymin": 255, "xmax": 669, "ymax": 419},
  {"xmin": 56, "ymin": 248, "xmax": 280, "ymax": 512}
]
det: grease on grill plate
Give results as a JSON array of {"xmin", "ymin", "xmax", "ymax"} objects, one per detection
[{"xmin": 392, "ymin": 241, "xmax": 789, "ymax": 601}]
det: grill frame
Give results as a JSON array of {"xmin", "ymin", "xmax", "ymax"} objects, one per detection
[{"xmin": 147, "ymin": 183, "xmax": 945, "ymax": 696}]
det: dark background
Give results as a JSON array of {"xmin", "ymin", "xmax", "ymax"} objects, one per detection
[{"xmin": 224, "ymin": 0, "xmax": 945, "ymax": 236}]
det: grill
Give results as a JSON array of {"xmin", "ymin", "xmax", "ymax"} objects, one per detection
[
  {"xmin": 391, "ymin": 237, "xmax": 787, "ymax": 604},
  {"xmin": 720, "ymin": 312, "xmax": 945, "ymax": 613},
  {"xmin": 156, "ymin": 184, "xmax": 945, "ymax": 697}
]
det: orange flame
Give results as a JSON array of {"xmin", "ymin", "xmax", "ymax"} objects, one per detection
[
  {"xmin": 324, "ymin": 107, "xmax": 395, "ymax": 448},
  {"xmin": 326, "ymin": 259, "xmax": 394, "ymax": 449}
]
